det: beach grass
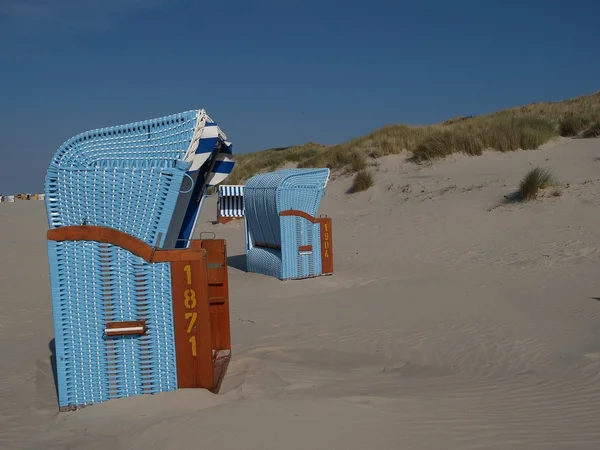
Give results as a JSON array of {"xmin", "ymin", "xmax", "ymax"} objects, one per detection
[
  {"xmin": 518, "ymin": 167, "xmax": 555, "ymax": 201},
  {"xmin": 228, "ymin": 142, "xmax": 326, "ymax": 184},
  {"xmin": 350, "ymin": 170, "xmax": 375, "ymax": 193},
  {"xmin": 581, "ymin": 121, "xmax": 600, "ymax": 138},
  {"xmin": 227, "ymin": 91, "xmax": 600, "ymax": 184}
]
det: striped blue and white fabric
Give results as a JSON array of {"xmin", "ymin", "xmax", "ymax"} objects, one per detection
[
  {"xmin": 184, "ymin": 114, "xmax": 234, "ymax": 180},
  {"xmin": 164, "ymin": 112, "xmax": 236, "ymax": 248},
  {"xmin": 218, "ymin": 185, "xmax": 245, "ymax": 218}
]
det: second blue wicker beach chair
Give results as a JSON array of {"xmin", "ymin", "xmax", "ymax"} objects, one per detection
[{"xmin": 243, "ymin": 168, "xmax": 334, "ymax": 280}]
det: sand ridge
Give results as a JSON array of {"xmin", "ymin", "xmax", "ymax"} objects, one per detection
[{"xmin": 1, "ymin": 137, "xmax": 600, "ymax": 449}]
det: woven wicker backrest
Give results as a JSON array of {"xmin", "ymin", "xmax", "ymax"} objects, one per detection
[
  {"xmin": 244, "ymin": 168, "xmax": 329, "ymax": 247},
  {"xmin": 48, "ymin": 111, "xmax": 198, "ymax": 169}
]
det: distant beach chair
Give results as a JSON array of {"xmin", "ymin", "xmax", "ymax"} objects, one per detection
[
  {"xmin": 45, "ymin": 109, "xmax": 234, "ymax": 411},
  {"xmin": 217, "ymin": 184, "xmax": 245, "ymax": 223},
  {"xmin": 244, "ymin": 168, "xmax": 333, "ymax": 280}
]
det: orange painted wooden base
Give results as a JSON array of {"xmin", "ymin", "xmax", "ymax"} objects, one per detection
[
  {"xmin": 187, "ymin": 238, "xmax": 232, "ymax": 393},
  {"xmin": 190, "ymin": 239, "xmax": 231, "ymax": 346}
]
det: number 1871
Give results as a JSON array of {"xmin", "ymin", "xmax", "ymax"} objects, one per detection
[{"xmin": 183, "ymin": 264, "xmax": 196, "ymax": 357}]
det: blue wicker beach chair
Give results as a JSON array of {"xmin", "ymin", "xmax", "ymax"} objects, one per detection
[
  {"xmin": 45, "ymin": 109, "xmax": 234, "ymax": 411},
  {"xmin": 243, "ymin": 168, "xmax": 334, "ymax": 280}
]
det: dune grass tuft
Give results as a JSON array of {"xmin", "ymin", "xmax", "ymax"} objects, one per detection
[
  {"xmin": 412, "ymin": 129, "xmax": 484, "ymax": 161},
  {"xmin": 518, "ymin": 167, "xmax": 555, "ymax": 201},
  {"xmin": 227, "ymin": 142, "xmax": 325, "ymax": 184},
  {"xmin": 348, "ymin": 151, "xmax": 367, "ymax": 172},
  {"xmin": 559, "ymin": 113, "xmax": 591, "ymax": 137},
  {"xmin": 410, "ymin": 117, "xmax": 555, "ymax": 162},
  {"xmin": 350, "ymin": 169, "xmax": 374, "ymax": 193},
  {"xmin": 581, "ymin": 121, "xmax": 600, "ymax": 138}
]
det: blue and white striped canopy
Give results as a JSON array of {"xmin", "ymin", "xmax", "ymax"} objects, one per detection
[
  {"xmin": 205, "ymin": 147, "xmax": 235, "ymax": 187},
  {"xmin": 185, "ymin": 114, "xmax": 226, "ymax": 169},
  {"xmin": 184, "ymin": 112, "xmax": 235, "ymax": 184},
  {"xmin": 163, "ymin": 110, "xmax": 237, "ymax": 247},
  {"xmin": 219, "ymin": 185, "xmax": 245, "ymax": 197},
  {"xmin": 218, "ymin": 185, "xmax": 245, "ymax": 218}
]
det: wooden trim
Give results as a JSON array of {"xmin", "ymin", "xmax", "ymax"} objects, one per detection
[
  {"xmin": 105, "ymin": 320, "xmax": 147, "ymax": 337},
  {"xmin": 153, "ymin": 250, "xmax": 206, "ymax": 263},
  {"xmin": 319, "ymin": 218, "xmax": 334, "ymax": 274},
  {"xmin": 48, "ymin": 226, "xmax": 153, "ymax": 259},
  {"xmin": 47, "ymin": 226, "xmax": 206, "ymax": 262},
  {"xmin": 298, "ymin": 245, "xmax": 312, "ymax": 252},
  {"xmin": 279, "ymin": 209, "xmax": 318, "ymax": 223}
]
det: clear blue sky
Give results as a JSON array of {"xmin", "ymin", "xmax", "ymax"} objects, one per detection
[{"xmin": 1, "ymin": 0, "xmax": 599, "ymax": 193}]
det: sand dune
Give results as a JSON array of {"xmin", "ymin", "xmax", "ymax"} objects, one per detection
[{"xmin": 2, "ymin": 137, "xmax": 600, "ymax": 449}]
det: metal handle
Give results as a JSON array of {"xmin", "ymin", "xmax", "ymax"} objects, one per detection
[{"xmin": 105, "ymin": 320, "xmax": 147, "ymax": 337}]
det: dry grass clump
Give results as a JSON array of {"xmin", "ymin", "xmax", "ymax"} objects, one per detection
[
  {"xmin": 412, "ymin": 129, "xmax": 484, "ymax": 161},
  {"xmin": 298, "ymin": 125, "xmax": 431, "ymax": 170},
  {"xmin": 228, "ymin": 142, "xmax": 325, "ymax": 184},
  {"xmin": 559, "ymin": 113, "xmax": 591, "ymax": 136},
  {"xmin": 411, "ymin": 116, "xmax": 556, "ymax": 162},
  {"xmin": 518, "ymin": 167, "xmax": 555, "ymax": 201},
  {"xmin": 483, "ymin": 117, "xmax": 556, "ymax": 151},
  {"xmin": 348, "ymin": 151, "xmax": 367, "ymax": 172},
  {"xmin": 581, "ymin": 121, "xmax": 600, "ymax": 138},
  {"xmin": 350, "ymin": 169, "xmax": 374, "ymax": 193}
]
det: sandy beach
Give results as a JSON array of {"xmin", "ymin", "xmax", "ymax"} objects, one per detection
[{"xmin": 2, "ymin": 137, "xmax": 600, "ymax": 449}]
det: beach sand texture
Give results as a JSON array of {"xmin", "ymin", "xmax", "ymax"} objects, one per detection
[{"xmin": 1, "ymin": 137, "xmax": 600, "ymax": 449}]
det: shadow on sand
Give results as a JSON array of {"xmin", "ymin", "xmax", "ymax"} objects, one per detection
[
  {"xmin": 227, "ymin": 254, "xmax": 247, "ymax": 272},
  {"xmin": 49, "ymin": 339, "xmax": 59, "ymax": 403},
  {"xmin": 487, "ymin": 190, "xmax": 524, "ymax": 211}
]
